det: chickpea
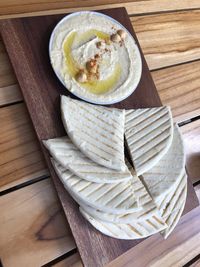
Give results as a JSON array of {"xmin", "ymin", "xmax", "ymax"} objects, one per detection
[
  {"xmin": 110, "ymin": 33, "xmax": 121, "ymax": 43},
  {"xmin": 86, "ymin": 60, "xmax": 98, "ymax": 74},
  {"xmin": 76, "ymin": 71, "xmax": 87, "ymax": 83},
  {"xmin": 117, "ymin": 29, "xmax": 127, "ymax": 40}
]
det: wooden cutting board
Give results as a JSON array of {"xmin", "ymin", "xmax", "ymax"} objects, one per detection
[{"xmin": 0, "ymin": 8, "xmax": 198, "ymax": 267}]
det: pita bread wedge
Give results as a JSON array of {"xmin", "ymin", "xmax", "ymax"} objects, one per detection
[
  {"xmin": 141, "ymin": 124, "xmax": 185, "ymax": 202},
  {"xmin": 125, "ymin": 106, "xmax": 173, "ymax": 175},
  {"xmin": 61, "ymin": 95, "xmax": 126, "ymax": 171},
  {"xmin": 74, "ymin": 163, "xmax": 164, "ymax": 225},
  {"xmin": 161, "ymin": 172, "xmax": 187, "ymax": 238},
  {"xmin": 43, "ymin": 136, "xmax": 132, "ymax": 183},
  {"xmin": 157, "ymin": 171, "xmax": 187, "ymax": 220},
  {"xmin": 80, "ymin": 207, "xmax": 167, "ymax": 240},
  {"xmin": 80, "ymin": 167, "xmax": 160, "ymax": 223},
  {"xmin": 81, "ymin": 196, "xmax": 159, "ymax": 224},
  {"xmin": 51, "ymin": 159, "xmax": 141, "ymax": 214}
]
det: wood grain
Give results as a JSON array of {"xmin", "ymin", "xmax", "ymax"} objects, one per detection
[
  {"xmin": 0, "ymin": 40, "xmax": 23, "ymax": 105},
  {"xmin": 0, "ymin": 178, "xmax": 76, "ymax": 267},
  {"xmin": 53, "ymin": 253, "xmax": 83, "ymax": 267},
  {"xmin": 0, "ymin": 59, "xmax": 199, "ymax": 122},
  {"xmin": 0, "ymin": 40, "xmax": 17, "ymax": 87},
  {"xmin": 0, "ymin": 8, "xmax": 198, "ymax": 266},
  {"xmin": 0, "ymin": 8, "xmax": 161, "ymax": 267},
  {"xmin": 194, "ymin": 184, "xmax": 200, "ymax": 204},
  {"xmin": 152, "ymin": 60, "xmax": 200, "ymax": 122},
  {"xmin": 107, "ymin": 206, "xmax": 200, "ymax": 267},
  {"xmin": 0, "ymin": 84, "xmax": 22, "ymax": 106},
  {"xmin": 0, "ymin": 103, "xmax": 48, "ymax": 191},
  {"xmin": 181, "ymin": 119, "xmax": 200, "ymax": 184},
  {"xmin": 1, "ymin": 11, "xmax": 200, "ymax": 111},
  {"xmin": 131, "ymin": 11, "xmax": 200, "ymax": 70},
  {"xmin": 0, "ymin": 4, "xmax": 199, "ymax": 267},
  {"xmin": 0, "ymin": 60, "xmax": 198, "ymax": 190},
  {"xmin": 0, "ymin": 0, "xmax": 200, "ymax": 19}
]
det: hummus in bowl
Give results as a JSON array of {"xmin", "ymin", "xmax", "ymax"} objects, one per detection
[{"xmin": 49, "ymin": 11, "xmax": 142, "ymax": 105}]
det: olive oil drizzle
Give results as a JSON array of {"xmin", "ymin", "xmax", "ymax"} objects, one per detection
[{"xmin": 63, "ymin": 30, "xmax": 121, "ymax": 95}]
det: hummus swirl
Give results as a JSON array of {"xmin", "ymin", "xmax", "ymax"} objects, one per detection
[{"xmin": 50, "ymin": 12, "xmax": 142, "ymax": 104}]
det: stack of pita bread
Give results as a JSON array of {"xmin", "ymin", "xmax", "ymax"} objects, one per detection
[{"xmin": 43, "ymin": 95, "xmax": 187, "ymax": 239}]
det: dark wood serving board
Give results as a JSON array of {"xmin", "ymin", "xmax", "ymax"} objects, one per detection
[{"xmin": 0, "ymin": 8, "xmax": 198, "ymax": 267}]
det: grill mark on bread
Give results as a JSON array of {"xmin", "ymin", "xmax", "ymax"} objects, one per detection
[
  {"xmin": 138, "ymin": 207, "xmax": 156, "ymax": 219},
  {"xmin": 115, "ymin": 194, "xmax": 135, "ymax": 209},
  {"xmin": 70, "ymin": 105, "xmax": 123, "ymax": 145},
  {"xmin": 126, "ymin": 225, "xmax": 141, "ymax": 237},
  {"xmin": 162, "ymin": 181, "xmax": 186, "ymax": 218},
  {"xmin": 98, "ymin": 184, "xmax": 129, "ymax": 205},
  {"xmin": 89, "ymin": 183, "xmax": 119, "ymax": 202},
  {"xmin": 127, "ymin": 120, "xmax": 170, "ymax": 149},
  {"xmin": 105, "ymin": 187, "xmax": 134, "ymax": 208},
  {"xmin": 125, "ymin": 107, "xmax": 172, "ymax": 176},
  {"xmin": 45, "ymin": 137, "xmax": 132, "ymax": 183},
  {"xmin": 125, "ymin": 108, "xmax": 148, "ymax": 124},
  {"xmin": 133, "ymin": 134, "xmax": 170, "ymax": 162},
  {"xmin": 153, "ymin": 215, "xmax": 165, "ymax": 226},
  {"xmin": 62, "ymin": 96, "xmax": 125, "ymax": 170},
  {"xmin": 71, "ymin": 124, "xmax": 123, "ymax": 155},
  {"xmin": 125, "ymin": 108, "xmax": 161, "ymax": 128},
  {"xmin": 125, "ymin": 114, "xmax": 168, "ymax": 142},
  {"xmin": 76, "ymin": 104, "xmax": 124, "ymax": 136},
  {"xmin": 125, "ymin": 107, "xmax": 167, "ymax": 130},
  {"xmin": 136, "ymin": 137, "xmax": 170, "ymax": 167},
  {"xmin": 162, "ymin": 173, "xmax": 186, "ymax": 215},
  {"xmin": 146, "ymin": 219, "xmax": 157, "ymax": 229},
  {"xmin": 89, "ymin": 105, "xmax": 123, "ymax": 126}
]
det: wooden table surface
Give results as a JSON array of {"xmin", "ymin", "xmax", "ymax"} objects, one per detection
[{"xmin": 0, "ymin": 1, "xmax": 200, "ymax": 266}]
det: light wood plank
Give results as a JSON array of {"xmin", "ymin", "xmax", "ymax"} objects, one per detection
[
  {"xmin": 53, "ymin": 253, "xmax": 83, "ymax": 267},
  {"xmin": 0, "ymin": 103, "xmax": 48, "ymax": 191},
  {"xmin": 0, "ymin": 0, "xmax": 200, "ymax": 19},
  {"xmin": 131, "ymin": 10, "xmax": 200, "ymax": 70},
  {"xmin": 0, "ymin": 72, "xmax": 199, "ymax": 189},
  {"xmin": 152, "ymin": 60, "xmax": 200, "ymax": 122},
  {"xmin": 0, "ymin": 40, "xmax": 23, "ymax": 105},
  {"xmin": 1, "ymin": 12, "xmax": 200, "ymax": 111},
  {"xmin": 0, "ymin": 12, "xmax": 199, "ymax": 190},
  {"xmin": 181, "ymin": 120, "xmax": 200, "ymax": 184},
  {"xmin": 0, "ymin": 178, "xmax": 76, "ymax": 267},
  {"xmin": 107, "ymin": 206, "xmax": 200, "ymax": 267},
  {"xmin": 0, "ymin": 38, "xmax": 23, "ymax": 105},
  {"xmin": 0, "ymin": 84, "xmax": 22, "ymax": 106},
  {"xmin": 0, "ymin": 40, "xmax": 17, "ymax": 87},
  {"xmin": 0, "ymin": 49, "xmax": 200, "ymax": 124}
]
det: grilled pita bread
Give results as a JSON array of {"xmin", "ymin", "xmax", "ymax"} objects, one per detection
[
  {"xmin": 125, "ymin": 106, "xmax": 173, "ymax": 175},
  {"xmin": 80, "ymin": 167, "xmax": 160, "ymax": 223},
  {"xmin": 51, "ymin": 159, "xmax": 142, "ymax": 214},
  {"xmin": 65, "ymin": 159, "xmax": 162, "ymax": 225},
  {"xmin": 80, "ymin": 195, "xmax": 159, "ymax": 224},
  {"xmin": 80, "ymin": 207, "xmax": 167, "ymax": 240},
  {"xmin": 61, "ymin": 95, "xmax": 126, "ymax": 171},
  {"xmin": 80, "ymin": 126, "xmax": 185, "ymax": 225},
  {"xmin": 141, "ymin": 124, "xmax": 185, "ymax": 202},
  {"xmin": 79, "ymin": 173, "xmax": 186, "ymax": 240},
  {"xmin": 160, "ymin": 172, "xmax": 187, "ymax": 238},
  {"xmin": 43, "ymin": 136, "xmax": 132, "ymax": 183},
  {"xmin": 157, "ymin": 171, "xmax": 187, "ymax": 219}
]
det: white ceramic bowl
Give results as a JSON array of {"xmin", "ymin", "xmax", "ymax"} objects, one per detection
[{"xmin": 49, "ymin": 11, "xmax": 142, "ymax": 105}]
